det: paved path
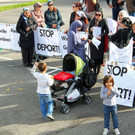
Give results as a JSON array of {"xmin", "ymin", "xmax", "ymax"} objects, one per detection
[{"xmin": 0, "ymin": 0, "xmax": 112, "ymax": 29}]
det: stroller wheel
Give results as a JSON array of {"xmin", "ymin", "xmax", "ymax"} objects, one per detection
[
  {"xmin": 82, "ymin": 95, "xmax": 92, "ymax": 104},
  {"xmin": 60, "ymin": 103, "xmax": 69, "ymax": 114},
  {"xmin": 53, "ymin": 101, "xmax": 56, "ymax": 110}
]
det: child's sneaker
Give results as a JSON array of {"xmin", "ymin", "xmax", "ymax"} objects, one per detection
[
  {"xmin": 102, "ymin": 128, "xmax": 109, "ymax": 135},
  {"xmin": 47, "ymin": 115, "xmax": 54, "ymax": 121},
  {"xmin": 114, "ymin": 128, "xmax": 120, "ymax": 135}
]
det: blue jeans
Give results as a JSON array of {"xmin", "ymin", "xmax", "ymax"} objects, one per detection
[
  {"xmin": 129, "ymin": 12, "xmax": 135, "ymax": 17},
  {"xmin": 103, "ymin": 105, "xmax": 119, "ymax": 129},
  {"xmin": 38, "ymin": 93, "xmax": 53, "ymax": 118},
  {"xmin": 112, "ymin": 7, "xmax": 122, "ymax": 21}
]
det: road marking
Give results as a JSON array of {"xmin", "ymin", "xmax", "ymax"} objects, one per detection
[
  {"xmin": 0, "ymin": 57, "xmax": 62, "ymax": 73},
  {"xmin": 47, "ymin": 69, "xmax": 62, "ymax": 74},
  {"xmin": 47, "ymin": 66, "xmax": 62, "ymax": 70},
  {"xmin": 47, "ymin": 66, "xmax": 62, "ymax": 74},
  {"xmin": 0, "ymin": 57, "xmax": 13, "ymax": 60}
]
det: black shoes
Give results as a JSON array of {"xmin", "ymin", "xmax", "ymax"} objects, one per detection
[
  {"xmin": 29, "ymin": 63, "xmax": 33, "ymax": 67},
  {"xmin": 23, "ymin": 63, "xmax": 33, "ymax": 67}
]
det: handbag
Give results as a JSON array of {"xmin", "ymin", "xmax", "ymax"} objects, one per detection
[
  {"xmin": 60, "ymin": 20, "xmax": 65, "ymax": 26},
  {"xmin": 84, "ymin": 56, "xmax": 97, "ymax": 88},
  {"xmin": 56, "ymin": 9, "xmax": 65, "ymax": 26}
]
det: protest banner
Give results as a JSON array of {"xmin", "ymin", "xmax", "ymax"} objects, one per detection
[
  {"xmin": 34, "ymin": 27, "xmax": 89, "ymax": 58},
  {"xmin": 0, "ymin": 23, "xmax": 89, "ymax": 58},
  {"xmin": 0, "ymin": 23, "xmax": 20, "ymax": 51},
  {"xmin": 59, "ymin": 30, "xmax": 68, "ymax": 58},
  {"xmin": 109, "ymin": 39, "xmax": 133, "ymax": 64},
  {"xmin": 104, "ymin": 61, "xmax": 135, "ymax": 107},
  {"xmin": 34, "ymin": 27, "xmax": 61, "ymax": 57}
]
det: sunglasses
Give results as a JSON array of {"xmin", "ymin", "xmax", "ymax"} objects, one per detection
[
  {"xmin": 95, "ymin": 14, "xmax": 101, "ymax": 16},
  {"xmin": 48, "ymin": 4, "xmax": 53, "ymax": 6}
]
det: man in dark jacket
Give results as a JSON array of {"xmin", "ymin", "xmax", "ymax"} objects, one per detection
[
  {"xmin": 126, "ymin": 0, "xmax": 135, "ymax": 16},
  {"xmin": 106, "ymin": 0, "xmax": 124, "ymax": 21}
]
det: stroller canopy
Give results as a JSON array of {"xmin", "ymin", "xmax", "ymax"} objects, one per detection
[{"xmin": 63, "ymin": 53, "xmax": 85, "ymax": 76}]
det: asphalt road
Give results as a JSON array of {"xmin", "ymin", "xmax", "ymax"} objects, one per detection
[{"xmin": 0, "ymin": 0, "xmax": 135, "ymax": 135}]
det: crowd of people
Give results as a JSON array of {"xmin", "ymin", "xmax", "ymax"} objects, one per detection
[{"xmin": 16, "ymin": 0, "xmax": 135, "ymax": 134}]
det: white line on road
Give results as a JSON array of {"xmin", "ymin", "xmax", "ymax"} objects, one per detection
[
  {"xmin": 47, "ymin": 69, "xmax": 62, "ymax": 74},
  {"xmin": 0, "ymin": 56, "xmax": 62, "ymax": 73},
  {"xmin": 0, "ymin": 57, "xmax": 13, "ymax": 60},
  {"xmin": 47, "ymin": 66, "xmax": 62, "ymax": 70}
]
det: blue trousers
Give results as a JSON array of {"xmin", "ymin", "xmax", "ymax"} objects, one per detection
[
  {"xmin": 38, "ymin": 93, "xmax": 53, "ymax": 118},
  {"xmin": 129, "ymin": 12, "xmax": 135, "ymax": 17},
  {"xmin": 103, "ymin": 105, "xmax": 119, "ymax": 129}
]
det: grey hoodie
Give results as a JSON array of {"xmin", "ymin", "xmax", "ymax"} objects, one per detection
[{"xmin": 100, "ymin": 86, "xmax": 120, "ymax": 106}]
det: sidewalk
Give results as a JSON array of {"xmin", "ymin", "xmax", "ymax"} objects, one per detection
[
  {"xmin": 0, "ymin": 0, "xmax": 74, "ymax": 29},
  {"xmin": 0, "ymin": 0, "xmax": 34, "ymax": 6}
]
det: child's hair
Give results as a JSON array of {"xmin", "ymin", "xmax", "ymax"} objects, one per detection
[
  {"xmin": 37, "ymin": 62, "xmax": 47, "ymax": 72},
  {"xmin": 103, "ymin": 75, "xmax": 114, "ymax": 86}
]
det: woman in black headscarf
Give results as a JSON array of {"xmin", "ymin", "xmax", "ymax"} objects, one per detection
[{"xmin": 88, "ymin": 8, "xmax": 109, "ymax": 75}]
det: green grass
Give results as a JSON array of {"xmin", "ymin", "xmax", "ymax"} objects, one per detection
[{"xmin": 0, "ymin": 0, "xmax": 48, "ymax": 12}]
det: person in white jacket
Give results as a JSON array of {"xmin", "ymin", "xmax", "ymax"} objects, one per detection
[{"xmin": 31, "ymin": 62, "xmax": 54, "ymax": 120}]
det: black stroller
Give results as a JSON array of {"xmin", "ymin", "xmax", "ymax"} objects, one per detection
[{"xmin": 51, "ymin": 53, "xmax": 97, "ymax": 114}]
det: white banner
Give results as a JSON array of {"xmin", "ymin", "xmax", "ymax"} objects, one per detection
[
  {"xmin": 104, "ymin": 61, "xmax": 135, "ymax": 107},
  {"xmin": 109, "ymin": 39, "xmax": 133, "ymax": 64},
  {"xmin": 59, "ymin": 30, "xmax": 68, "ymax": 58},
  {"xmin": 34, "ymin": 27, "xmax": 89, "ymax": 58},
  {"xmin": 34, "ymin": 27, "xmax": 61, "ymax": 57},
  {"xmin": 0, "ymin": 23, "xmax": 89, "ymax": 58},
  {"xmin": 0, "ymin": 23, "xmax": 20, "ymax": 51}
]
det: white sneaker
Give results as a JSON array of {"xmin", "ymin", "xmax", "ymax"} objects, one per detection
[
  {"xmin": 114, "ymin": 128, "xmax": 120, "ymax": 135},
  {"xmin": 102, "ymin": 128, "xmax": 109, "ymax": 135},
  {"xmin": 47, "ymin": 115, "xmax": 54, "ymax": 121}
]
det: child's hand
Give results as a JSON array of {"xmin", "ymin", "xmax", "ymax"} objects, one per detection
[
  {"xmin": 35, "ymin": 62, "xmax": 38, "ymax": 66},
  {"xmin": 107, "ymin": 89, "xmax": 112, "ymax": 96}
]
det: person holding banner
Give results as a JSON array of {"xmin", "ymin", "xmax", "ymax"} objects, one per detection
[
  {"xmin": 67, "ymin": 20, "xmax": 89, "ymax": 61},
  {"xmin": 100, "ymin": 75, "xmax": 120, "ymax": 135},
  {"xmin": 110, "ymin": 17, "xmax": 132, "ymax": 49},
  {"xmin": 88, "ymin": 8, "xmax": 109, "ymax": 75},
  {"xmin": 16, "ymin": 8, "xmax": 38, "ymax": 66},
  {"xmin": 31, "ymin": 2, "xmax": 45, "ymax": 27},
  {"xmin": 44, "ymin": 0, "xmax": 63, "ymax": 29}
]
